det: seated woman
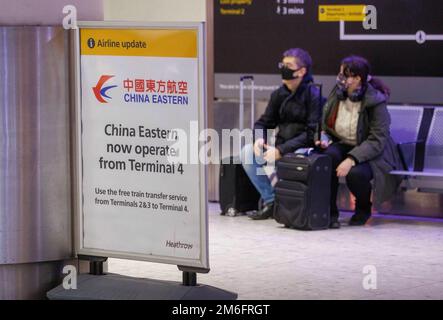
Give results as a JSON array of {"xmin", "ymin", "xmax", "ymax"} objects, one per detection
[{"xmin": 316, "ymin": 55, "xmax": 403, "ymax": 229}]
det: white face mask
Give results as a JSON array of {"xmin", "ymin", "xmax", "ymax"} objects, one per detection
[{"xmin": 336, "ymin": 73, "xmax": 348, "ymax": 90}]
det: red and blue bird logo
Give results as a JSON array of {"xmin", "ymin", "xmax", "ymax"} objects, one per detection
[{"xmin": 93, "ymin": 75, "xmax": 117, "ymax": 103}]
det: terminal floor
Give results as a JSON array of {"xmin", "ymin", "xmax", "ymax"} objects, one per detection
[{"xmin": 108, "ymin": 202, "xmax": 443, "ymax": 300}]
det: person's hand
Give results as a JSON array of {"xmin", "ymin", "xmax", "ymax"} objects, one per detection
[
  {"xmin": 263, "ymin": 144, "xmax": 282, "ymax": 163},
  {"xmin": 253, "ymin": 138, "xmax": 265, "ymax": 157},
  {"xmin": 336, "ymin": 158, "xmax": 355, "ymax": 177},
  {"xmin": 315, "ymin": 131, "xmax": 332, "ymax": 149},
  {"xmin": 315, "ymin": 140, "xmax": 331, "ymax": 149}
]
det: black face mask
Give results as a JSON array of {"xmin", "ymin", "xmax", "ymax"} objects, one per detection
[{"xmin": 280, "ymin": 66, "xmax": 300, "ymax": 80}]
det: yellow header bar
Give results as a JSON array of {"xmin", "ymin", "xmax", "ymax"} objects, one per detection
[
  {"xmin": 319, "ymin": 5, "xmax": 366, "ymax": 22},
  {"xmin": 80, "ymin": 28, "xmax": 198, "ymax": 58}
]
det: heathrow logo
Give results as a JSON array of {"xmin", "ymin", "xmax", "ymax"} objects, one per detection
[{"xmin": 93, "ymin": 75, "xmax": 117, "ymax": 103}]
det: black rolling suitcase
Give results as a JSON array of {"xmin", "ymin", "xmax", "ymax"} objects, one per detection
[
  {"xmin": 273, "ymin": 83, "xmax": 331, "ymax": 230},
  {"xmin": 274, "ymin": 153, "xmax": 331, "ymax": 230},
  {"xmin": 219, "ymin": 156, "xmax": 260, "ymax": 216},
  {"xmin": 219, "ymin": 76, "xmax": 260, "ymax": 216}
]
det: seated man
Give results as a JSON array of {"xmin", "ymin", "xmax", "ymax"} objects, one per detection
[{"xmin": 240, "ymin": 48, "xmax": 324, "ymax": 220}]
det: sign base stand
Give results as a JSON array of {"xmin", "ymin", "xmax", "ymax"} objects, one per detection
[
  {"xmin": 46, "ymin": 273, "xmax": 237, "ymax": 300},
  {"xmin": 78, "ymin": 255, "xmax": 108, "ymax": 276}
]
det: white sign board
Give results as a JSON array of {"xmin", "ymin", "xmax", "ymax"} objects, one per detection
[{"xmin": 73, "ymin": 22, "xmax": 208, "ymax": 269}]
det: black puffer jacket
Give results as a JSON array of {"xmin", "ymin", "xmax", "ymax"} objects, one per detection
[{"xmin": 254, "ymin": 75, "xmax": 325, "ymax": 155}]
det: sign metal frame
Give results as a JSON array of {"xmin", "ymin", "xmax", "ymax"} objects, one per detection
[{"xmin": 72, "ymin": 21, "xmax": 209, "ymax": 270}]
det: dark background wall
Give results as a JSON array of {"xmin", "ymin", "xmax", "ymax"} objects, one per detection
[{"xmin": 214, "ymin": 0, "xmax": 443, "ymax": 104}]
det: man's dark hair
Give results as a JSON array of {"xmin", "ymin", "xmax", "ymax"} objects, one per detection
[{"xmin": 283, "ymin": 48, "xmax": 312, "ymax": 74}]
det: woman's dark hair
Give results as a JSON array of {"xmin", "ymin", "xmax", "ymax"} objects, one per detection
[{"xmin": 341, "ymin": 55, "xmax": 391, "ymax": 97}]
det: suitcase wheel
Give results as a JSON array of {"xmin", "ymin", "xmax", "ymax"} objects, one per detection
[{"xmin": 226, "ymin": 207, "xmax": 239, "ymax": 217}]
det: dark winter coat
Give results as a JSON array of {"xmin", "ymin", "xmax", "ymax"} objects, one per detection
[
  {"xmin": 254, "ymin": 75, "xmax": 324, "ymax": 155},
  {"xmin": 322, "ymin": 83, "xmax": 403, "ymax": 207}
]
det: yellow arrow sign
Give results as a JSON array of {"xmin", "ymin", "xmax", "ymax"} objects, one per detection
[{"xmin": 319, "ymin": 5, "xmax": 366, "ymax": 22}]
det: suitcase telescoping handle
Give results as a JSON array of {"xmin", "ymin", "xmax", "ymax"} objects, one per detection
[
  {"xmin": 309, "ymin": 82, "xmax": 323, "ymax": 144},
  {"xmin": 239, "ymin": 75, "xmax": 255, "ymax": 131}
]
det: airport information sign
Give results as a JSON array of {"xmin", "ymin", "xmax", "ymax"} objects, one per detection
[{"xmin": 73, "ymin": 22, "xmax": 208, "ymax": 269}]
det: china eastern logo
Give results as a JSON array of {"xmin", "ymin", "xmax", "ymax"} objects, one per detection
[{"xmin": 93, "ymin": 75, "xmax": 117, "ymax": 103}]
